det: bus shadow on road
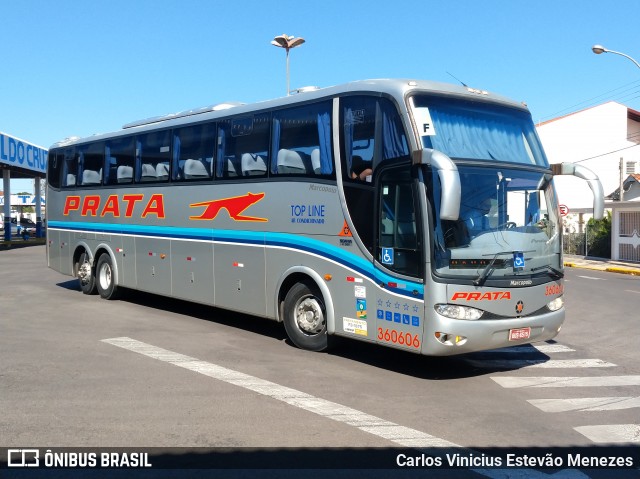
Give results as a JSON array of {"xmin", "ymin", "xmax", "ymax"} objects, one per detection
[
  {"xmin": 109, "ymin": 287, "xmax": 290, "ymax": 342},
  {"xmin": 56, "ymin": 282, "xmax": 551, "ymax": 381},
  {"xmin": 57, "ymin": 279, "xmax": 82, "ymax": 291},
  {"xmin": 325, "ymin": 339, "xmax": 553, "ymax": 380}
]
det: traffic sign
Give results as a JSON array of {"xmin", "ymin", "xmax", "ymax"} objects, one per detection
[{"xmin": 559, "ymin": 204, "xmax": 569, "ymax": 216}]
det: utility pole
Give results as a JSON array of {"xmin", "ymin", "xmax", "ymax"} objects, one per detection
[{"xmin": 619, "ymin": 157, "xmax": 624, "ymax": 201}]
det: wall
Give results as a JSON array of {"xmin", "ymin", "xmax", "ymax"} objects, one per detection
[
  {"xmin": 537, "ymin": 102, "xmax": 639, "ymax": 209},
  {"xmin": 610, "ymin": 202, "xmax": 640, "ymax": 262}
]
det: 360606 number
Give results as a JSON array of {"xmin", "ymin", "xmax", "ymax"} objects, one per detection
[{"xmin": 377, "ymin": 328, "xmax": 421, "ymax": 349}]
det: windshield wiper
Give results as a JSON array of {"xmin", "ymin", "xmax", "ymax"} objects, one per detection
[
  {"xmin": 531, "ymin": 264, "xmax": 564, "ymax": 279},
  {"xmin": 473, "ymin": 251, "xmax": 513, "ymax": 286}
]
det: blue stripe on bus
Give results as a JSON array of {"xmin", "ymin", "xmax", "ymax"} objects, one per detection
[{"xmin": 47, "ymin": 221, "xmax": 424, "ymax": 299}]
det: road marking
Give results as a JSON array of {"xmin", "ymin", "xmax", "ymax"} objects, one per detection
[
  {"xmin": 533, "ymin": 344, "xmax": 576, "ymax": 354},
  {"xmin": 469, "ymin": 358, "xmax": 615, "ymax": 369},
  {"xmin": 624, "ymin": 289, "xmax": 640, "ymax": 294},
  {"xmin": 577, "ymin": 275, "xmax": 606, "ymax": 280},
  {"xmin": 485, "ymin": 344, "xmax": 575, "ymax": 354},
  {"xmin": 102, "ymin": 337, "xmax": 593, "ymax": 479},
  {"xmin": 492, "ymin": 375, "xmax": 640, "ymax": 388},
  {"xmin": 101, "ymin": 337, "xmax": 459, "ymax": 448},
  {"xmin": 574, "ymin": 424, "xmax": 640, "ymax": 444},
  {"xmin": 528, "ymin": 396, "xmax": 640, "ymax": 412}
]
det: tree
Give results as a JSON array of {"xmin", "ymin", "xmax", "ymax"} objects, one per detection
[{"xmin": 586, "ymin": 211, "xmax": 611, "ymax": 258}]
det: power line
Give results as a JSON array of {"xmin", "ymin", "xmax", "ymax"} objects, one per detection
[
  {"xmin": 574, "ymin": 142, "xmax": 640, "ymax": 163},
  {"xmin": 536, "ymin": 79, "xmax": 640, "ymax": 124}
]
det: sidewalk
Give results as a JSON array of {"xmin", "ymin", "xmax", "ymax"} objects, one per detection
[
  {"xmin": 564, "ymin": 254, "xmax": 640, "ymax": 276},
  {"xmin": 0, "ymin": 237, "xmax": 46, "ymax": 250}
]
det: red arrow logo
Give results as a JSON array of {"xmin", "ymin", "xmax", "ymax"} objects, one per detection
[{"xmin": 189, "ymin": 192, "xmax": 268, "ymax": 222}]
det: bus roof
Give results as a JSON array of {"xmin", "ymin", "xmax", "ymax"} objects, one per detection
[{"xmin": 51, "ymin": 78, "xmax": 528, "ymax": 148}]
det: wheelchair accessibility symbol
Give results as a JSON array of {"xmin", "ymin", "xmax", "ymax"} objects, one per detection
[
  {"xmin": 513, "ymin": 251, "xmax": 525, "ymax": 269},
  {"xmin": 382, "ymin": 248, "xmax": 394, "ymax": 265}
]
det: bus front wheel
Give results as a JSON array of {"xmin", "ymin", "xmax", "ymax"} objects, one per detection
[
  {"xmin": 96, "ymin": 254, "xmax": 120, "ymax": 300},
  {"xmin": 76, "ymin": 252, "xmax": 97, "ymax": 295},
  {"xmin": 283, "ymin": 282, "xmax": 328, "ymax": 352}
]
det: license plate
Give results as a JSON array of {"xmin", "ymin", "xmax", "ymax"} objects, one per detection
[{"xmin": 509, "ymin": 327, "xmax": 531, "ymax": 341}]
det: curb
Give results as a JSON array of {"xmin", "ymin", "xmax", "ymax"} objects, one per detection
[
  {"xmin": 605, "ymin": 266, "xmax": 640, "ymax": 276},
  {"xmin": 564, "ymin": 261, "xmax": 640, "ymax": 276},
  {"xmin": 0, "ymin": 238, "xmax": 47, "ymax": 250}
]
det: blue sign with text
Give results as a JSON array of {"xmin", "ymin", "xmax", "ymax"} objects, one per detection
[{"xmin": 0, "ymin": 132, "xmax": 48, "ymax": 174}]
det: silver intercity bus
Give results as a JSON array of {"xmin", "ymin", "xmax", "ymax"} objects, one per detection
[{"xmin": 46, "ymin": 79, "xmax": 604, "ymax": 355}]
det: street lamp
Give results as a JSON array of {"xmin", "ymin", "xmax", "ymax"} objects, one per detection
[
  {"xmin": 271, "ymin": 34, "xmax": 305, "ymax": 96},
  {"xmin": 592, "ymin": 45, "xmax": 640, "ymax": 202},
  {"xmin": 591, "ymin": 44, "xmax": 640, "ymax": 70}
]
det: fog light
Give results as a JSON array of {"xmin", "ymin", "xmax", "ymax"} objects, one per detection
[
  {"xmin": 547, "ymin": 296, "xmax": 564, "ymax": 312},
  {"xmin": 435, "ymin": 304, "xmax": 483, "ymax": 320},
  {"xmin": 435, "ymin": 332, "xmax": 468, "ymax": 346}
]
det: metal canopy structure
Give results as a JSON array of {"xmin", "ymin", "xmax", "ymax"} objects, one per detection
[{"xmin": 1, "ymin": 131, "xmax": 47, "ymax": 240}]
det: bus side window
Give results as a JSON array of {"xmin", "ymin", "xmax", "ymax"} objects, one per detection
[
  {"xmin": 78, "ymin": 142, "xmax": 104, "ymax": 186},
  {"xmin": 271, "ymin": 101, "xmax": 333, "ymax": 177},
  {"xmin": 62, "ymin": 147, "xmax": 78, "ymax": 187},
  {"xmin": 105, "ymin": 136, "xmax": 135, "ymax": 185},
  {"xmin": 340, "ymin": 96, "xmax": 409, "ymax": 182},
  {"xmin": 137, "ymin": 130, "xmax": 171, "ymax": 183},
  {"xmin": 216, "ymin": 114, "xmax": 269, "ymax": 179},
  {"xmin": 47, "ymin": 150, "xmax": 62, "ymax": 189},
  {"xmin": 341, "ymin": 97, "xmax": 376, "ymax": 183},
  {"xmin": 173, "ymin": 123, "xmax": 216, "ymax": 181}
]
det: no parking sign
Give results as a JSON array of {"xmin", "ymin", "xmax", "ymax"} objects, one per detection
[{"xmin": 559, "ymin": 204, "xmax": 569, "ymax": 216}]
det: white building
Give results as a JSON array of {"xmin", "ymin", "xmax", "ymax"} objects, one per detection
[{"xmin": 536, "ymin": 101, "xmax": 640, "ymax": 262}]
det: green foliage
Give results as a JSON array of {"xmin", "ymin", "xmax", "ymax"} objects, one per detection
[{"xmin": 586, "ymin": 211, "xmax": 611, "ymax": 258}]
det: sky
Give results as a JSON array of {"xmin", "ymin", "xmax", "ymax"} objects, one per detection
[{"xmin": 3, "ymin": 0, "xmax": 640, "ymax": 193}]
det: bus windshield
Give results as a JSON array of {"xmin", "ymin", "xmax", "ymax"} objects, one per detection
[
  {"xmin": 412, "ymin": 95, "xmax": 548, "ymax": 167},
  {"xmin": 429, "ymin": 165, "xmax": 562, "ymax": 281}
]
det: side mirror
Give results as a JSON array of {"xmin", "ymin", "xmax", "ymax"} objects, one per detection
[
  {"xmin": 414, "ymin": 148, "xmax": 461, "ymax": 220},
  {"xmin": 551, "ymin": 163, "xmax": 604, "ymax": 220}
]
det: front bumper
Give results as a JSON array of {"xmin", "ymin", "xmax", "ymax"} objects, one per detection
[{"xmin": 421, "ymin": 307, "xmax": 564, "ymax": 356}]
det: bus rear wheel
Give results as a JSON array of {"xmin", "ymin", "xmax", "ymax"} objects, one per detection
[
  {"xmin": 96, "ymin": 253, "xmax": 120, "ymax": 300},
  {"xmin": 283, "ymin": 282, "xmax": 328, "ymax": 352},
  {"xmin": 76, "ymin": 251, "xmax": 97, "ymax": 295}
]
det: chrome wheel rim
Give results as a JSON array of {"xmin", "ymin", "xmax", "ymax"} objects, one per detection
[
  {"xmin": 98, "ymin": 262, "xmax": 112, "ymax": 290},
  {"xmin": 294, "ymin": 295, "xmax": 325, "ymax": 335},
  {"xmin": 78, "ymin": 260, "xmax": 92, "ymax": 285}
]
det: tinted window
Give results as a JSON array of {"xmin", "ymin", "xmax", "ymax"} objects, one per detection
[
  {"xmin": 62, "ymin": 147, "xmax": 78, "ymax": 187},
  {"xmin": 340, "ymin": 96, "xmax": 409, "ymax": 183},
  {"xmin": 137, "ymin": 130, "xmax": 171, "ymax": 183},
  {"xmin": 272, "ymin": 102, "xmax": 333, "ymax": 177},
  {"xmin": 47, "ymin": 149, "xmax": 62, "ymax": 189},
  {"xmin": 78, "ymin": 142, "xmax": 104, "ymax": 186},
  {"xmin": 173, "ymin": 123, "xmax": 215, "ymax": 181},
  {"xmin": 216, "ymin": 114, "xmax": 270, "ymax": 179},
  {"xmin": 105, "ymin": 136, "xmax": 135, "ymax": 185},
  {"xmin": 378, "ymin": 168, "xmax": 420, "ymax": 277}
]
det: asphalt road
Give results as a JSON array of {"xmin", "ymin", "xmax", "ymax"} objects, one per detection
[{"xmin": 1, "ymin": 246, "xmax": 639, "ymax": 478}]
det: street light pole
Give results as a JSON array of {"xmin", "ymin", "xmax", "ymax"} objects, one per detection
[
  {"xmin": 271, "ymin": 34, "xmax": 305, "ymax": 96},
  {"xmin": 592, "ymin": 44, "xmax": 640, "ymax": 202},
  {"xmin": 592, "ymin": 44, "xmax": 640, "ymax": 70}
]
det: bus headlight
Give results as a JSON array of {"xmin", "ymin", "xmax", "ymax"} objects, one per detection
[
  {"xmin": 435, "ymin": 304, "xmax": 483, "ymax": 320},
  {"xmin": 547, "ymin": 295, "xmax": 564, "ymax": 312}
]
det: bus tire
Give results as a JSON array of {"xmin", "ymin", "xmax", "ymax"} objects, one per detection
[
  {"xmin": 283, "ymin": 281, "xmax": 328, "ymax": 352},
  {"xmin": 76, "ymin": 251, "xmax": 97, "ymax": 295},
  {"xmin": 96, "ymin": 253, "xmax": 120, "ymax": 300}
]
